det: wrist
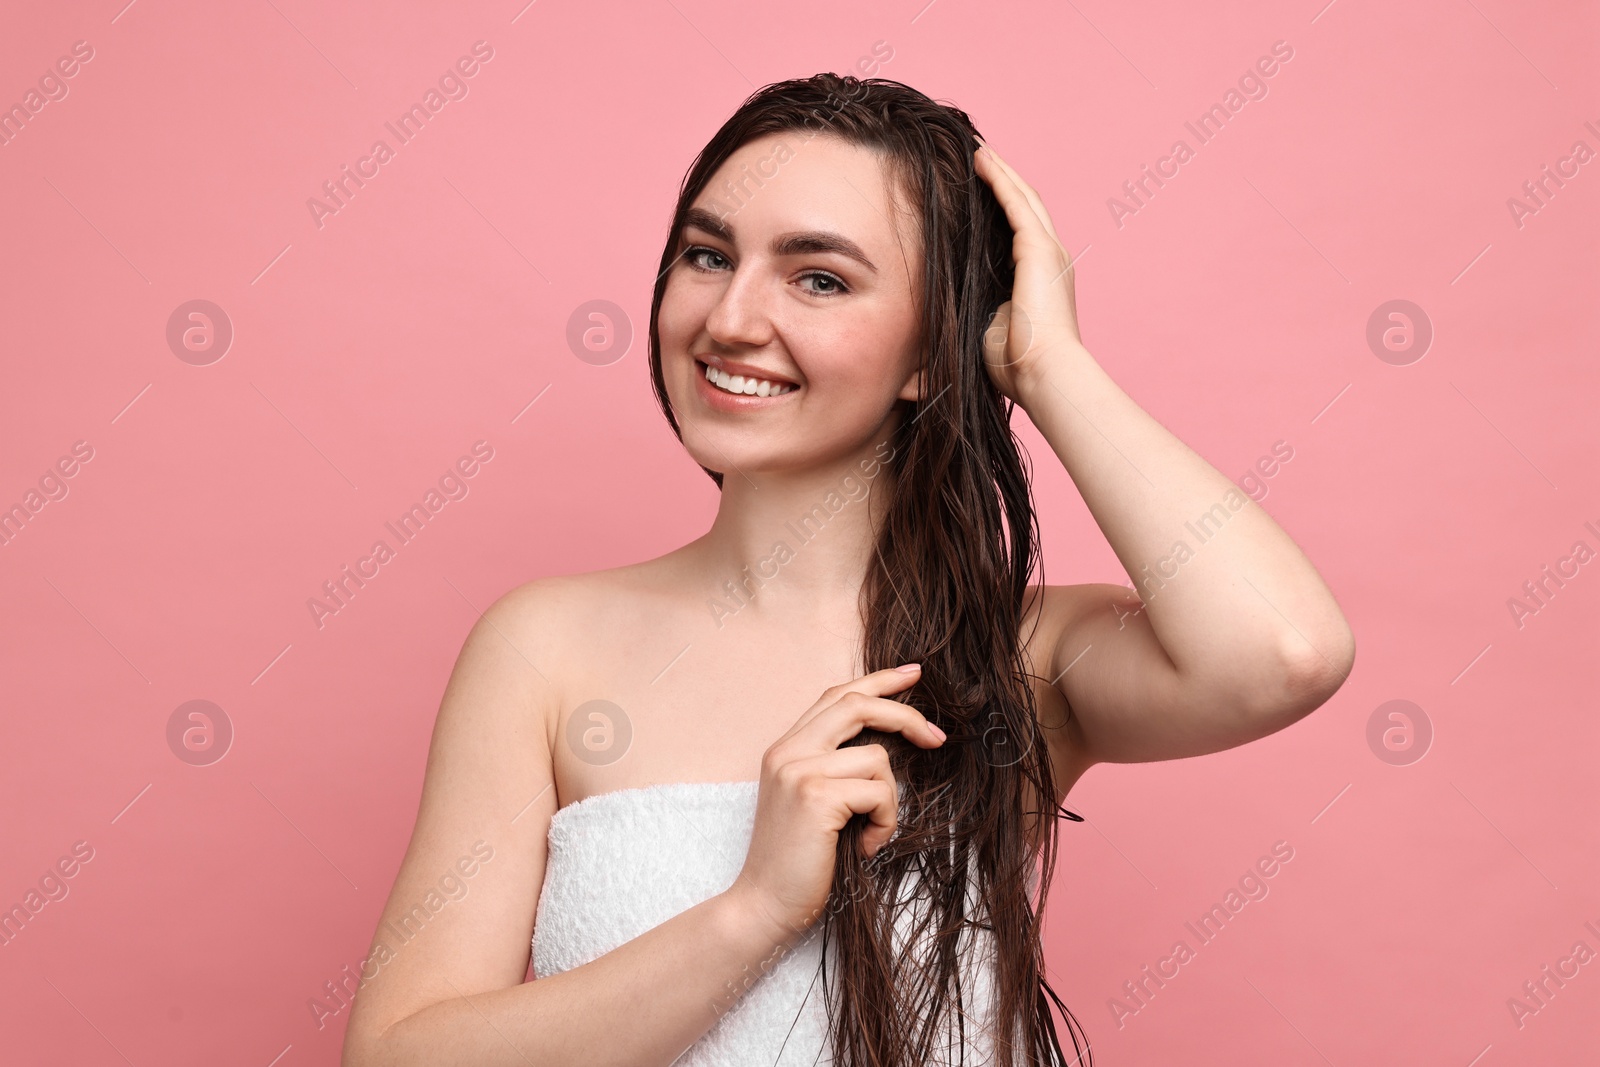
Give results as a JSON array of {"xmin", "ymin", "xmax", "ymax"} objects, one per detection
[
  {"xmin": 1013, "ymin": 342, "xmax": 1088, "ymax": 412},
  {"xmin": 715, "ymin": 882, "xmax": 807, "ymax": 956},
  {"xmin": 702, "ymin": 885, "xmax": 810, "ymax": 1023}
]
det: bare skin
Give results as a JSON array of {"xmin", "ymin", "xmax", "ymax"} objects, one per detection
[{"xmin": 341, "ymin": 131, "xmax": 1354, "ymax": 1066}]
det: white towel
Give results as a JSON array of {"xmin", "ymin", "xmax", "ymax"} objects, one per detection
[{"xmin": 532, "ymin": 779, "xmax": 1015, "ymax": 1065}]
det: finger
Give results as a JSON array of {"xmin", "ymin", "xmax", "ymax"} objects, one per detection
[
  {"xmin": 975, "ymin": 147, "xmax": 1075, "ymax": 296},
  {"xmin": 976, "ymin": 148, "xmax": 1076, "ymax": 302},
  {"xmin": 778, "ymin": 692, "xmax": 939, "ymax": 760},
  {"xmin": 819, "ymin": 777, "xmax": 900, "ymax": 856},
  {"xmin": 975, "ymin": 139, "xmax": 1065, "ymax": 251},
  {"xmin": 787, "ymin": 742, "xmax": 896, "ymax": 786},
  {"xmin": 975, "ymin": 145, "xmax": 1050, "ymax": 252},
  {"xmin": 978, "ymin": 160, "xmax": 1070, "ymax": 286},
  {"xmin": 804, "ymin": 691, "xmax": 946, "ymax": 752},
  {"xmin": 776, "ymin": 665, "xmax": 923, "ymax": 743}
]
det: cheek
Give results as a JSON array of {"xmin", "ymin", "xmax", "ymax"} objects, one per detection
[
  {"xmin": 657, "ymin": 280, "xmax": 697, "ymax": 348},
  {"xmin": 655, "ymin": 285, "xmax": 708, "ymax": 401},
  {"xmin": 816, "ymin": 355, "xmax": 887, "ymax": 398},
  {"xmin": 800, "ymin": 347, "xmax": 906, "ymax": 432},
  {"xmin": 812, "ymin": 316, "xmax": 916, "ymax": 396}
]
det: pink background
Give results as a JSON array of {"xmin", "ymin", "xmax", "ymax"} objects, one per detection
[{"xmin": 2, "ymin": 0, "xmax": 1596, "ymax": 1063}]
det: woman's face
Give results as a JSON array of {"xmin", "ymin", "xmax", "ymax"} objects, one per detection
[{"xmin": 657, "ymin": 132, "xmax": 926, "ymax": 481}]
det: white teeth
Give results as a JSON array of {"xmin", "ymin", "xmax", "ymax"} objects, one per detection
[{"xmin": 703, "ymin": 362, "xmax": 795, "ymax": 397}]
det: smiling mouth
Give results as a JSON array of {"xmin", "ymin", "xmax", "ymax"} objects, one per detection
[{"xmin": 697, "ymin": 360, "xmax": 799, "ymax": 397}]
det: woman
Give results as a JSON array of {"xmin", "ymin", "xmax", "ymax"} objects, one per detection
[{"xmin": 341, "ymin": 73, "xmax": 1355, "ymax": 1066}]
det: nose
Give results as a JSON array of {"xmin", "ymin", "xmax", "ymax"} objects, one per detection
[{"xmin": 702, "ymin": 260, "xmax": 775, "ymax": 349}]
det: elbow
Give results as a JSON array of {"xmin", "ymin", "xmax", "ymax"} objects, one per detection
[
  {"xmin": 341, "ymin": 1036, "xmax": 376, "ymax": 1067},
  {"xmin": 1230, "ymin": 622, "xmax": 1354, "ymax": 728},
  {"xmin": 1268, "ymin": 622, "xmax": 1355, "ymax": 722},
  {"xmin": 342, "ymin": 1016, "xmax": 396, "ymax": 1067}
]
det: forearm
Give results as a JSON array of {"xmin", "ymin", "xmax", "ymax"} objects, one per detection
[
  {"xmin": 353, "ymin": 888, "xmax": 796, "ymax": 1067},
  {"xmin": 1017, "ymin": 345, "xmax": 1353, "ymax": 695}
]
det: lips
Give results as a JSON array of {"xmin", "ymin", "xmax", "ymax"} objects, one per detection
[
  {"xmin": 695, "ymin": 355, "xmax": 799, "ymax": 387},
  {"xmin": 698, "ymin": 361, "xmax": 798, "ymax": 400},
  {"xmin": 693, "ymin": 358, "xmax": 800, "ymax": 407}
]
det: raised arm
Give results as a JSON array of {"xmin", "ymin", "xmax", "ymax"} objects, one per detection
[{"xmin": 973, "ymin": 139, "xmax": 1355, "ymax": 775}]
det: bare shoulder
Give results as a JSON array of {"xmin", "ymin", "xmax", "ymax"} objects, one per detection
[
  {"xmin": 498, "ymin": 548, "xmax": 687, "ymax": 614},
  {"xmin": 486, "ymin": 556, "xmax": 687, "ymax": 722},
  {"xmin": 492, "ymin": 568, "xmax": 616, "ymax": 629},
  {"xmin": 343, "ymin": 569, "xmax": 638, "ymax": 1050},
  {"xmin": 344, "ymin": 557, "xmax": 693, "ymax": 1053},
  {"xmin": 492, "ymin": 557, "xmax": 679, "ymax": 647}
]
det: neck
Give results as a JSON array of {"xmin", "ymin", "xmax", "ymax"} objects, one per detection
[{"xmin": 690, "ymin": 429, "xmax": 901, "ymax": 626}]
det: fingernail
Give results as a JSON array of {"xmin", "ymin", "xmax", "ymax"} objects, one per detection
[
  {"xmin": 895, "ymin": 662, "xmax": 921, "ymax": 673},
  {"xmin": 928, "ymin": 722, "xmax": 947, "ymax": 742}
]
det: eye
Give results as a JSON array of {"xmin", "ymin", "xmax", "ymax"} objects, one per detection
[
  {"xmin": 798, "ymin": 271, "xmax": 849, "ymax": 297},
  {"xmin": 680, "ymin": 244, "xmax": 850, "ymax": 298},
  {"xmin": 682, "ymin": 245, "xmax": 731, "ymax": 272}
]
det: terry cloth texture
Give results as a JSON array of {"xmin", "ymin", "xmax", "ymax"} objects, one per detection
[{"xmin": 532, "ymin": 779, "xmax": 1022, "ymax": 1065}]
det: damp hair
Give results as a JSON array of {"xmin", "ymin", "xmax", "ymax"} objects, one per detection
[{"xmin": 646, "ymin": 72, "xmax": 1094, "ymax": 1067}]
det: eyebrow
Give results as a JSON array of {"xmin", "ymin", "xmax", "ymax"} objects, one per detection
[{"xmin": 681, "ymin": 207, "xmax": 878, "ymax": 273}]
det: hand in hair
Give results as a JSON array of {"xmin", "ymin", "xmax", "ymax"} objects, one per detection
[
  {"xmin": 724, "ymin": 664, "xmax": 946, "ymax": 950},
  {"xmin": 973, "ymin": 136, "xmax": 1084, "ymax": 405}
]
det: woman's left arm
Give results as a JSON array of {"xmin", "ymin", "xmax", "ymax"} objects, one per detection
[{"xmin": 974, "ymin": 139, "xmax": 1355, "ymax": 770}]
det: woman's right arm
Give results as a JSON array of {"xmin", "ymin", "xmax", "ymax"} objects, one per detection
[
  {"xmin": 352, "ymin": 864, "xmax": 800, "ymax": 1067},
  {"xmin": 342, "ymin": 581, "xmax": 943, "ymax": 1066}
]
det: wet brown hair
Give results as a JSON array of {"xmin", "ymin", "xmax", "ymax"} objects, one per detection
[{"xmin": 646, "ymin": 72, "xmax": 1092, "ymax": 1066}]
